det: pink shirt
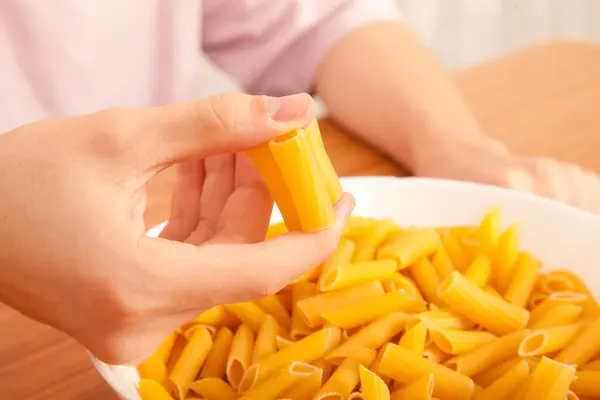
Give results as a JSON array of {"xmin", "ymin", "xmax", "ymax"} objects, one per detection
[{"xmin": 0, "ymin": 0, "xmax": 401, "ymax": 133}]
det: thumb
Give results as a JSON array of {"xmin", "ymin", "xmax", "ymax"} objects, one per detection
[
  {"xmin": 138, "ymin": 194, "xmax": 355, "ymax": 309},
  {"xmin": 91, "ymin": 93, "xmax": 315, "ymax": 169}
]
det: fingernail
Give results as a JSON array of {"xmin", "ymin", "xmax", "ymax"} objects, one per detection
[{"xmin": 267, "ymin": 94, "xmax": 313, "ymax": 122}]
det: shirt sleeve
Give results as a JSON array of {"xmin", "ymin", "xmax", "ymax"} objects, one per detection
[{"xmin": 201, "ymin": 0, "xmax": 403, "ymax": 96}]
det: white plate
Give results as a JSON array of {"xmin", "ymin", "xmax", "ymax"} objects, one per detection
[{"xmin": 91, "ymin": 176, "xmax": 600, "ymax": 399}]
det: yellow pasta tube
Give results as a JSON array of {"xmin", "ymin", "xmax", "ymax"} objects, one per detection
[
  {"xmin": 374, "ymin": 343, "xmax": 474, "ymax": 400},
  {"xmin": 432, "ymin": 248, "xmax": 455, "ymax": 279},
  {"xmin": 473, "ymin": 359, "xmax": 530, "ymax": 400},
  {"xmin": 315, "ymin": 350, "xmax": 376, "ymax": 400},
  {"xmin": 399, "ymin": 320, "xmax": 428, "ymax": 354},
  {"xmin": 266, "ymin": 221, "xmax": 288, "ymax": 239},
  {"xmin": 390, "ymin": 373, "xmax": 434, "ymax": 400},
  {"xmin": 407, "ymin": 310, "xmax": 475, "ymax": 331},
  {"xmin": 290, "ymin": 282, "xmax": 317, "ymax": 341},
  {"xmin": 224, "ymin": 302, "xmax": 267, "ymax": 334},
  {"xmin": 238, "ymin": 326, "xmax": 341, "ymax": 392},
  {"xmin": 297, "ymin": 281, "xmax": 385, "ymax": 328},
  {"xmin": 188, "ymin": 378, "xmax": 237, "ymax": 400},
  {"xmin": 322, "ymin": 290, "xmax": 425, "ymax": 330},
  {"xmin": 408, "ymin": 258, "xmax": 442, "ymax": 305},
  {"xmin": 139, "ymin": 378, "xmax": 174, "ymax": 400},
  {"xmin": 252, "ymin": 315, "xmax": 280, "ymax": 364},
  {"xmin": 571, "ymin": 371, "xmax": 600, "ymax": 397},
  {"xmin": 247, "ymin": 142, "xmax": 302, "ymax": 231},
  {"xmin": 326, "ymin": 312, "xmax": 408, "ymax": 365},
  {"xmin": 517, "ymin": 356, "xmax": 576, "ymax": 400},
  {"xmin": 430, "ymin": 329, "xmax": 497, "ymax": 355},
  {"xmin": 227, "ymin": 324, "xmax": 255, "ymax": 389},
  {"xmin": 182, "ymin": 305, "xmax": 239, "ymax": 330},
  {"xmin": 313, "ymin": 359, "xmax": 334, "ymax": 382},
  {"xmin": 348, "ymin": 392, "xmax": 365, "ymax": 400},
  {"xmin": 268, "ymin": 126, "xmax": 336, "ymax": 232},
  {"xmin": 477, "ymin": 205, "xmax": 501, "ymax": 257},
  {"xmin": 441, "ymin": 231, "xmax": 470, "ymax": 272},
  {"xmin": 494, "ymin": 223, "xmax": 519, "ymax": 293},
  {"xmin": 377, "ymin": 228, "xmax": 441, "ymax": 269},
  {"xmin": 446, "ymin": 329, "xmax": 530, "ymax": 377},
  {"xmin": 255, "ymin": 295, "xmax": 291, "ymax": 331},
  {"xmin": 549, "ymin": 270, "xmax": 600, "ymax": 318},
  {"xmin": 472, "ymin": 358, "xmax": 521, "ymax": 387},
  {"xmin": 200, "ymin": 327, "xmax": 234, "ymax": 379},
  {"xmin": 360, "ymin": 365, "xmax": 390, "ymax": 400},
  {"xmin": 556, "ymin": 315, "xmax": 600, "ymax": 365},
  {"xmin": 518, "ymin": 322, "xmax": 583, "ymax": 357},
  {"xmin": 463, "ymin": 254, "xmax": 492, "ymax": 288},
  {"xmin": 503, "ymin": 252, "xmax": 540, "ymax": 307},
  {"xmin": 276, "ymin": 336, "xmax": 295, "ymax": 351},
  {"xmin": 527, "ymin": 291, "xmax": 549, "ymax": 309},
  {"xmin": 318, "ymin": 238, "xmax": 356, "ymax": 283},
  {"xmin": 353, "ymin": 219, "xmax": 400, "ymax": 262},
  {"xmin": 240, "ymin": 361, "xmax": 320, "ymax": 400},
  {"xmin": 319, "ymin": 260, "xmax": 397, "ymax": 292},
  {"xmin": 423, "ymin": 344, "xmax": 450, "ymax": 364},
  {"xmin": 167, "ymin": 327, "xmax": 213, "ymax": 399},
  {"xmin": 280, "ymin": 366, "xmax": 323, "ymax": 400},
  {"xmin": 304, "ymin": 118, "xmax": 343, "ymax": 201},
  {"xmin": 437, "ymin": 271, "xmax": 529, "ymax": 335},
  {"xmin": 382, "ymin": 273, "xmax": 424, "ymax": 300},
  {"xmin": 529, "ymin": 300, "xmax": 583, "ymax": 330},
  {"xmin": 538, "ymin": 273, "xmax": 577, "ymax": 294},
  {"xmin": 137, "ymin": 331, "xmax": 177, "ymax": 385}
]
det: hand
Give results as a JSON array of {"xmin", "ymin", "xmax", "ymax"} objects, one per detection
[
  {"xmin": 415, "ymin": 138, "xmax": 600, "ymax": 214},
  {"xmin": 0, "ymin": 93, "xmax": 354, "ymax": 365}
]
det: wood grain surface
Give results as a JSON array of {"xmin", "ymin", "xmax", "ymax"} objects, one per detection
[{"xmin": 1, "ymin": 40, "xmax": 600, "ymax": 399}]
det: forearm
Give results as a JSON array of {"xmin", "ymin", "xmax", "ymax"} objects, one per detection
[{"xmin": 315, "ymin": 21, "xmax": 503, "ymax": 173}]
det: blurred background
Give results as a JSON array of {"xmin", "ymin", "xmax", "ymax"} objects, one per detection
[{"xmin": 196, "ymin": 0, "xmax": 600, "ymax": 115}]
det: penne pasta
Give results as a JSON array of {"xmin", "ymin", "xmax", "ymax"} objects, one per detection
[
  {"xmin": 408, "ymin": 258, "xmax": 443, "ymax": 305},
  {"xmin": 265, "ymin": 221, "xmax": 287, "ymax": 239},
  {"xmin": 255, "ymin": 296, "xmax": 291, "ymax": 331},
  {"xmin": 290, "ymin": 282, "xmax": 317, "ymax": 341},
  {"xmin": 389, "ymin": 373, "xmax": 434, "ymax": 400},
  {"xmin": 168, "ymin": 327, "xmax": 213, "ymax": 399},
  {"xmin": 529, "ymin": 301, "xmax": 583, "ymax": 330},
  {"xmin": 494, "ymin": 223, "xmax": 519, "ymax": 294},
  {"xmin": 318, "ymin": 238, "xmax": 356, "ymax": 285},
  {"xmin": 348, "ymin": 392, "xmax": 365, "ymax": 399},
  {"xmin": 518, "ymin": 322, "xmax": 583, "ymax": 357},
  {"xmin": 374, "ymin": 343, "xmax": 474, "ymax": 400},
  {"xmin": 423, "ymin": 344, "xmax": 451, "ymax": 364},
  {"xmin": 463, "ymin": 254, "xmax": 492, "ymax": 288},
  {"xmin": 276, "ymin": 336, "xmax": 295, "ymax": 351},
  {"xmin": 314, "ymin": 349, "xmax": 376, "ymax": 400},
  {"xmin": 319, "ymin": 260, "xmax": 397, "ymax": 292},
  {"xmin": 477, "ymin": 206, "xmax": 501, "ymax": 257},
  {"xmin": 297, "ymin": 282, "xmax": 385, "ymax": 328},
  {"xmin": 382, "ymin": 273, "xmax": 424, "ymax": 300},
  {"xmin": 431, "ymin": 248, "xmax": 456, "ymax": 279},
  {"xmin": 398, "ymin": 321, "xmax": 428, "ymax": 354},
  {"xmin": 430, "ymin": 329, "xmax": 497, "ymax": 355},
  {"xmin": 516, "ymin": 356, "xmax": 576, "ymax": 400},
  {"xmin": 407, "ymin": 310, "xmax": 475, "ymax": 331},
  {"xmin": 353, "ymin": 219, "xmax": 400, "ymax": 262},
  {"xmin": 441, "ymin": 231, "xmax": 470, "ymax": 272},
  {"xmin": 252, "ymin": 315, "xmax": 280, "ymax": 364},
  {"xmin": 360, "ymin": 365, "xmax": 390, "ymax": 400},
  {"xmin": 503, "ymin": 252, "xmax": 541, "ymax": 307},
  {"xmin": 200, "ymin": 327, "xmax": 234, "ymax": 379},
  {"xmin": 472, "ymin": 357, "xmax": 522, "ymax": 387},
  {"xmin": 226, "ymin": 324, "xmax": 255, "ymax": 390},
  {"xmin": 571, "ymin": 371, "xmax": 600, "ymax": 397},
  {"xmin": 437, "ymin": 271, "xmax": 529, "ymax": 335},
  {"xmin": 239, "ymin": 361, "xmax": 320, "ymax": 400},
  {"xmin": 280, "ymin": 366, "xmax": 323, "ymax": 400},
  {"xmin": 473, "ymin": 359, "xmax": 529, "ymax": 400},
  {"xmin": 581, "ymin": 359, "xmax": 600, "ymax": 371},
  {"xmin": 188, "ymin": 378, "xmax": 237, "ymax": 400},
  {"xmin": 139, "ymin": 378, "xmax": 174, "ymax": 400},
  {"xmin": 224, "ymin": 303, "xmax": 267, "ymax": 334},
  {"xmin": 326, "ymin": 312, "xmax": 408, "ymax": 365},
  {"xmin": 556, "ymin": 316, "xmax": 600, "ymax": 365},
  {"xmin": 377, "ymin": 228, "xmax": 441, "ymax": 269},
  {"xmin": 321, "ymin": 290, "xmax": 425, "ymax": 330},
  {"xmin": 313, "ymin": 359, "xmax": 334, "ymax": 382},
  {"xmin": 137, "ymin": 332, "xmax": 177, "ymax": 385},
  {"xmin": 538, "ymin": 273, "xmax": 577, "ymax": 294},
  {"xmin": 181, "ymin": 305, "xmax": 239, "ymax": 331}
]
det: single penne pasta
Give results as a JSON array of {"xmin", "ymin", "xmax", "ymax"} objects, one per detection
[
  {"xmin": 280, "ymin": 365, "xmax": 323, "ymax": 400},
  {"xmin": 183, "ymin": 324, "xmax": 216, "ymax": 340},
  {"xmin": 408, "ymin": 258, "xmax": 443, "ymax": 305},
  {"xmin": 430, "ymin": 329, "xmax": 497, "ymax": 355},
  {"xmin": 276, "ymin": 336, "xmax": 295, "ymax": 351},
  {"xmin": 343, "ymin": 217, "xmax": 377, "ymax": 240},
  {"xmin": 431, "ymin": 248, "xmax": 456, "ymax": 279},
  {"xmin": 374, "ymin": 343, "xmax": 474, "ymax": 400},
  {"xmin": 571, "ymin": 371, "xmax": 600, "ymax": 397},
  {"xmin": 167, "ymin": 327, "xmax": 213, "ymax": 399},
  {"xmin": 315, "ymin": 350, "xmax": 376, "ymax": 400},
  {"xmin": 377, "ymin": 228, "xmax": 441, "ymax": 269},
  {"xmin": 437, "ymin": 271, "xmax": 529, "ymax": 335},
  {"xmin": 319, "ymin": 260, "xmax": 397, "ymax": 292},
  {"xmin": 353, "ymin": 219, "xmax": 400, "ymax": 262},
  {"xmin": 137, "ymin": 331, "xmax": 177, "ymax": 385},
  {"xmin": 297, "ymin": 281, "xmax": 385, "ymax": 328},
  {"xmin": 200, "ymin": 327, "xmax": 234, "ymax": 379},
  {"xmin": 390, "ymin": 373, "xmax": 434, "ymax": 400},
  {"xmin": 549, "ymin": 271, "xmax": 600, "ymax": 318},
  {"xmin": 516, "ymin": 356, "xmax": 576, "ymax": 400},
  {"xmin": 138, "ymin": 378, "xmax": 174, "ymax": 400},
  {"xmin": 321, "ymin": 290, "xmax": 426, "ymax": 329},
  {"xmin": 224, "ymin": 302, "xmax": 267, "ymax": 334},
  {"xmin": 463, "ymin": 254, "xmax": 492, "ymax": 288},
  {"xmin": 503, "ymin": 252, "xmax": 540, "ymax": 307},
  {"xmin": 313, "ymin": 359, "xmax": 334, "ymax": 382},
  {"xmin": 166, "ymin": 334, "xmax": 188, "ymax": 372},
  {"xmin": 240, "ymin": 361, "xmax": 320, "ymax": 400},
  {"xmin": 407, "ymin": 310, "xmax": 475, "ymax": 331},
  {"xmin": 537, "ymin": 273, "xmax": 578, "ymax": 294},
  {"xmin": 581, "ymin": 359, "xmax": 600, "ymax": 371},
  {"xmin": 473, "ymin": 359, "xmax": 529, "ymax": 400},
  {"xmin": 277, "ymin": 290, "xmax": 293, "ymax": 313},
  {"xmin": 556, "ymin": 315, "xmax": 600, "ymax": 365},
  {"xmin": 471, "ymin": 357, "xmax": 522, "ymax": 387},
  {"xmin": 494, "ymin": 223, "xmax": 519, "ymax": 293},
  {"xmin": 188, "ymin": 378, "xmax": 237, "ymax": 400},
  {"xmin": 548, "ymin": 291, "xmax": 589, "ymax": 303},
  {"xmin": 290, "ymin": 282, "xmax": 317, "ymax": 341},
  {"xmin": 399, "ymin": 321, "xmax": 428, "ymax": 354},
  {"xmin": 477, "ymin": 205, "xmax": 501, "ymax": 256},
  {"xmin": 446, "ymin": 329, "xmax": 530, "ymax": 377},
  {"xmin": 441, "ymin": 231, "xmax": 470, "ymax": 272},
  {"xmin": 252, "ymin": 315, "xmax": 280, "ymax": 364},
  {"xmin": 226, "ymin": 324, "xmax": 255, "ymax": 389},
  {"xmin": 423, "ymin": 344, "xmax": 451, "ymax": 364},
  {"xmin": 518, "ymin": 322, "xmax": 583, "ymax": 357},
  {"xmin": 325, "ymin": 312, "xmax": 408, "ymax": 365},
  {"xmin": 382, "ymin": 273, "xmax": 424, "ymax": 300},
  {"xmin": 359, "ymin": 365, "xmax": 390, "ymax": 400},
  {"xmin": 318, "ymin": 238, "xmax": 356, "ymax": 284},
  {"xmin": 181, "ymin": 305, "xmax": 239, "ymax": 331},
  {"xmin": 292, "ymin": 264, "xmax": 322, "ymax": 285},
  {"xmin": 238, "ymin": 326, "xmax": 342, "ymax": 393},
  {"xmin": 529, "ymin": 300, "xmax": 583, "ymax": 330},
  {"xmin": 268, "ymin": 126, "xmax": 337, "ymax": 232},
  {"xmin": 527, "ymin": 291, "xmax": 549, "ymax": 309},
  {"xmin": 255, "ymin": 295, "xmax": 291, "ymax": 330}
]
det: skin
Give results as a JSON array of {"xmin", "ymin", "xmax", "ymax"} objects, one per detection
[
  {"xmin": 0, "ymin": 93, "xmax": 354, "ymax": 365},
  {"xmin": 316, "ymin": 21, "xmax": 600, "ymax": 213}
]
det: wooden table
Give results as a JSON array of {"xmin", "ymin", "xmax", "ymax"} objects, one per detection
[{"xmin": 2, "ymin": 40, "xmax": 600, "ymax": 399}]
